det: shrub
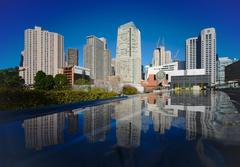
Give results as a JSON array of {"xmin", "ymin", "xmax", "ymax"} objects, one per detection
[
  {"xmin": 122, "ymin": 85, "xmax": 138, "ymax": 95},
  {"xmin": 75, "ymin": 78, "xmax": 91, "ymax": 85},
  {"xmin": 0, "ymin": 88, "xmax": 117, "ymax": 111}
]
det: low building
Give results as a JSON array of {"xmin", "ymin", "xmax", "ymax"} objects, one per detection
[
  {"xmin": 145, "ymin": 62, "xmax": 179, "ymax": 79},
  {"xmin": 59, "ymin": 66, "xmax": 91, "ymax": 85},
  {"xmin": 169, "ymin": 69, "xmax": 210, "ymax": 89},
  {"xmin": 225, "ymin": 60, "xmax": 240, "ymax": 84},
  {"xmin": 143, "ymin": 65, "xmax": 210, "ymax": 90},
  {"xmin": 171, "ymin": 74, "xmax": 211, "ymax": 89},
  {"xmin": 217, "ymin": 57, "xmax": 237, "ymax": 85}
]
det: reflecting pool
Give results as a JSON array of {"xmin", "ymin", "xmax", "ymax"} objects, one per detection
[{"xmin": 0, "ymin": 91, "xmax": 240, "ymax": 167}]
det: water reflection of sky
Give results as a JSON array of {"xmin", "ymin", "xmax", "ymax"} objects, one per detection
[{"xmin": 0, "ymin": 91, "xmax": 240, "ymax": 167}]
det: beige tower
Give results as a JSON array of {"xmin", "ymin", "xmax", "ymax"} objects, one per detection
[
  {"xmin": 84, "ymin": 36, "xmax": 111, "ymax": 81},
  {"xmin": 116, "ymin": 22, "xmax": 142, "ymax": 84}
]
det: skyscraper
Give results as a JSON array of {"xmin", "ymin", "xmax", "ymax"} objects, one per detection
[
  {"xmin": 19, "ymin": 26, "xmax": 64, "ymax": 85},
  {"xmin": 165, "ymin": 50, "xmax": 172, "ymax": 64},
  {"xmin": 185, "ymin": 28, "xmax": 217, "ymax": 84},
  {"xmin": 200, "ymin": 28, "xmax": 217, "ymax": 84},
  {"xmin": 67, "ymin": 48, "xmax": 78, "ymax": 66},
  {"xmin": 185, "ymin": 37, "xmax": 198, "ymax": 69},
  {"xmin": 116, "ymin": 22, "xmax": 141, "ymax": 84},
  {"xmin": 152, "ymin": 46, "xmax": 165, "ymax": 66},
  {"xmin": 83, "ymin": 36, "xmax": 111, "ymax": 80},
  {"xmin": 152, "ymin": 46, "xmax": 172, "ymax": 66}
]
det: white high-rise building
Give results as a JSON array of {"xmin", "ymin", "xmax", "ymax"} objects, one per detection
[
  {"xmin": 165, "ymin": 50, "xmax": 172, "ymax": 64},
  {"xmin": 200, "ymin": 28, "xmax": 216, "ymax": 84},
  {"xmin": 84, "ymin": 36, "xmax": 111, "ymax": 80},
  {"xmin": 19, "ymin": 26, "xmax": 64, "ymax": 85},
  {"xmin": 116, "ymin": 22, "xmax": 141, "ymax": 84},
  {"xmin": 185, "ymin": 37, "xmax": 198, "ymax": 69}
]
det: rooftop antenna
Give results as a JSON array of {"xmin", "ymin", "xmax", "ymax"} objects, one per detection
[
  {"xmin": 156, "ymin": 38, "xmax": 160, "ymax": 48},
  {"xmin": 174, "ymin": 49, "xmax": 179, "ymax": 61},
  {"xmin": 161, "ymin": 37, "xmax": 165, "ymax": 47}
]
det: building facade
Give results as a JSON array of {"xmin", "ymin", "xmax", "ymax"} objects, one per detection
[
  {"xmin": 165, "ymin": 50, "xmax": 172, "ymax": 65},
  {"xmin": 200, "ymin": 28, "xmax": 216, "ymax": 84},
  {"xmin": 59, "ymin": 66, "xmax": 91, "ymax": 85},
  {"xmin": 84, "ymin": 36, "xmax": 111, "ymax": 80},
  {"xmin": 217, "ymin": 57, "xmax": 236, "ymax": 84},
  {"xmin": 152, "ymin": 46, "xmax": 165, "ymax": 66},
  {"xmin": 185, "ymin": 37, "xmax": 198, "ymax": 69},
  {"xmin": 115, "ymin": 22, "xmax": 141, "ymax": 84},
  {"xmin": 152, "ymin": 46, "xmax": 172, "ymax": 67},
  {"xmin": 67, "ymin": 48, "xmax": 78, "ymax": 66},
  {"xmin": 19, "ymin": 26, "xmax": 64, "ymax": 85},
  {"xmin": 225, "ymin": 60, "xmax": 240, "ymax": 83}
]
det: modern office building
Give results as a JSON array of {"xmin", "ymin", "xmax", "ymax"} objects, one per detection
[
  {"xmin": 19, "ymin": 26, "xmax": 64, "ymax": 85},
  {"xmin": 169, "ymin": 69, "xmax": 211, "ymax": 89},
  {"xmin": 115, "ymin": 22, "xmax": 141, "ymax": 84},
  {"xmin": 200, "ymin": 28, "xmax": 217, "ymax": 84},
  {"xmin": 144, "ymin": 62, "xmax": 210, "ymax": 90},
  {"xmin": 84, "ymin": 36, "xmax": 111, "ymax": 81},
  {"xmin": 67, "ymin": 48, "xmax": 78, "ymax": 66},
  {"xmin": 225, "ymin": 60, "xmax": 240, "ymax": 83},
  {"xmin": 217, "ymin": 57, "xmax": 236, "ymax": 84},
  {"xmin": 185, "ymin": 37, "xmax": 198, "ymax": 69}
]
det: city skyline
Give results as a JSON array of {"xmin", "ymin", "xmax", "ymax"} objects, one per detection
[{"xmin": 0, "ymin": 0, "xmax": 240, "ymax": 69}]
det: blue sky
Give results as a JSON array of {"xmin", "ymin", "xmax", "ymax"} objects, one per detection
[{"xmin": 0, "ymin": 0, "xmax": 239, "ymax": 69}]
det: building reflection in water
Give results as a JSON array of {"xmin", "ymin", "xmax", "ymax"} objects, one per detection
[
  {"xmin": 21, "ymin": 90, "xmax": 240, "ymax": 153},
  {"xmin": 83, "ymin": 104, "xmax": 113, "ymax": 143},
  {"xmin": 146, "ymin": 93, "xmax": 177, "ymax": 134},
  {"xmin": 145, "ymin": 91, "xmax": 240, "ymax": 143},
  {"xmin": 22, "ymin": 112, "xmax": 65, "ymax": 150},
  {"xmin": 67, "ymin": 111, "xmax": 79, "ymax": 135},
  {"xmin": 115, "ymin": 97, "xmax": 142, "ymax": 148}
]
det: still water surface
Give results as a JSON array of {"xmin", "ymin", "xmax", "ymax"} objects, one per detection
[{"xmin": 1, "ymin": 91, "xmax": 240, "ymax": 167}]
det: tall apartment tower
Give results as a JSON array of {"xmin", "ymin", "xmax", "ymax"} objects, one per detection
[
  {"xmin": 19, "ymin": 26, "xmax": 64, "ymax": 85},
  {"xmin": 67, "ymin": 48, "xmax": 78, "ymax": 66},
  {"xmin": 84, "ymin": 36, "xmax": 111, "ymax": 80},
  {"xmin": 185, "ymin": 37, "xmax": 198, "ymax": 69},
  {"xmin": 200, "ymin": 28, "xmax": 216, "ymax": 84},
  {"xmin": 116, "ymin": 22, "xmax": 141, "ymax": 84}
]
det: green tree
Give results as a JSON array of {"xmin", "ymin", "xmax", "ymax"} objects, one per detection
[
  {"xmin": 34, "ymin": 71, "xmax": 46, "ymax": 89},
  {"xmin": 0, "ymin": 67, "xmax": 24, "ymax": 88},
  {"xmin": 54, "ymin": 74, "xmax": 68, "ymax": 90},
  {"xmin": 43, "ymin": 75, "xmax": 55, "ymax": 90}
]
